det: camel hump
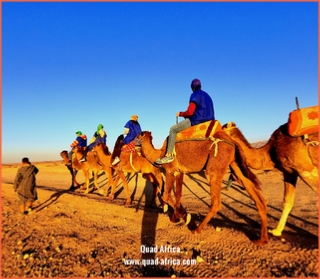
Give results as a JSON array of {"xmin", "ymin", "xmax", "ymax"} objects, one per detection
[
  {"xmin": 176, "ymin": 120, "xmax": 222, "ymax": 141},
  {"xmin": 288, "ymin": 105, "xmax": 318, "ymax": 136}
]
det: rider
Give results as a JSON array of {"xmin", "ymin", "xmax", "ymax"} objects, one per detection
[
  {"xmin": 67, "ymin": 131, "xmax": 87, "ymax": 164},
  {"xmin": 79, "ymin": 124, "xmax": 107, "ymax": 162},
  {"xmin": 111, "ymin": 114, "xmax": 142, "ymax": 166},
  {"xmin": 155, "ymin": 78, "xmax": 215, "ymax": 164}
]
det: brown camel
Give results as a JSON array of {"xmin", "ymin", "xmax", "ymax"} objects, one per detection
[
  {"xmin": 136, "ymin": 130, "xmax": 268, "ymax": 246},
  {"xmin": 60, "ymin": 150, "xmax": 81, "ymax": 190},
  {"xmin": 92, "ymin": 141, "xmax": 163, "ymax": 207},
  {"xmin": 61, "ymin": 146, "xmax": 111, "ymax": 194},
  {"xmin": 222, "ymin": 122, "xmax": 319, "ymax": 236}
]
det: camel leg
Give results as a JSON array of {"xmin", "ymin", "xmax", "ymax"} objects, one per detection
[
  {"xmin": 84, "ymin": 170, "xmax": 98, "ymax": 194},
  {"xmin": 73, "ymin": 170, "xmax": 80, "ymax": 187},
  {"xmin": 194, "ymin": 172, "xmax": 223, "ymax": 234},
  {"xmin": 151, "ymin": 172, "xmax": 165, "ymax": 207},
  {"xmin": 162, "ymin": 173, "xmax": 177, "ymax": 210},
  {"xmin": 82, "ymin": 169, "xmax": 90, "ymax": 194},
  {"xmin": 269, "ymin": 173, "xmax": 297, "ymax": 237},
  {"xmin": 107, "ymin": 171, "xmax": 122, "ymax": 199},
  {"xmin": 92, "ymin": 171, "xmax": 99, "ymax": 192},
  {"xmin": 172, "ymin": 173, "xmax": 188, "ymax": 219},
  {"xmin": 116, "ymin": 171, "xmax": 131, "ymax": 205},
  {"xmin": 101, "ymin": 167, "xmax": 116, "ymax": 197},
  {"xmin": 142, "ymin": 172, "xmax": 164, "ymax": 208},
  {"xmin": 231, "ymin": 162, "xmax": 268, "ymax": 245}
]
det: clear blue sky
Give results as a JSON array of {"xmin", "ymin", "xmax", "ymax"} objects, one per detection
[{"xmin": 2, "ymin": 2, "xmax": 318, "ymax": 164}]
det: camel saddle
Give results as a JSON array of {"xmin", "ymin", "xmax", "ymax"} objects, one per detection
[
  {"xmin": 288, "ymin": 105, "xmax": 318, "ymax": 137},
  {"xmin": 121, "ymin": 140, "xmax": 141, "ymax": 154},
  {"xmin": 176, "ymin": 120, "xmax": 222, "ymax": 142}
]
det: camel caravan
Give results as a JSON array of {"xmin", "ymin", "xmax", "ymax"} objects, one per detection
[{"xmin": 60, "ymin": 98, "xmax": 318, "ymax": 246}]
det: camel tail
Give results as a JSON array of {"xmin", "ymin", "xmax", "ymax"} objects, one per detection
[{"xmin": 234, "ymin": 142, "xmax": 262, "ymax": 190}]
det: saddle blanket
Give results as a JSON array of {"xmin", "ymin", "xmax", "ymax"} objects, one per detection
[
  {"xmin": 121, "ymin": 141, "xmax": 139, "ymax": 153},
  {"xmin": 176, "ymin": 120, "xmax": 222, "ymax": 141},
  {"xmin": 288, "ymin": 106, "xmax": 318, "ymax": 136}
]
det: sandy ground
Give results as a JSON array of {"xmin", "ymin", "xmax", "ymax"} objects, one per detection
[{"xmin": 1, "ymin": 161, "xmax": 319, "ymax": 277}]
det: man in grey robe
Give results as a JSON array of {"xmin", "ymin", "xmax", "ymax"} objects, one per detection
[{"xmin": 13, "ymin": 157, "xmax": 39, "ymax": 214}]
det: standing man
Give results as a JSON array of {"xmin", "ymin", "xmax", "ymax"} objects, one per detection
[{"xmin": 13, "ymin": 157, "xmax": 39, "ymax": 214}]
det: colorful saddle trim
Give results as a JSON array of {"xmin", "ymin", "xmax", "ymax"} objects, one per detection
[{"xmin": 176, "ymin": 120, "xmax": 222, "ymax": 142}]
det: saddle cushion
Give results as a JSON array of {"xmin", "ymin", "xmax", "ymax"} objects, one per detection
[
  {"xmin": 176, "ymin": 120, "xmax": 222, "ymax": 141},
  {"xmin": 288, "ymin": 106, "xmax": 318, "ymax": 136}
]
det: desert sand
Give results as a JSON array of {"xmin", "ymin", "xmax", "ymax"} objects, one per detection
[{"xmin": 1, "ymin": 160, "xmax": 318, "ymax": 277}]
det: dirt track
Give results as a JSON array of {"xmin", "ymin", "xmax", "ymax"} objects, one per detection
[{"xmin": 1, "ymin": 162, "xmax": 318, "ymax": 277}]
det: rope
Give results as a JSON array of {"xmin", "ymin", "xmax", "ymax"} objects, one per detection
[
  {"xmin": 130, "ymin": 152, "xmax": 139, "ymax": 172},
  {"xmin": 176, "ymin": 136, "xmax": 235, "ymax": 158},
  {"xmin": 306, "ymin": 141, "xmax": 319, "ymax": 147},
  {"xmin": 208, "ymin": 137, "xmax": 222, "ymax": 157}
]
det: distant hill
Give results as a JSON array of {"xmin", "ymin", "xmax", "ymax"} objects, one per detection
[{"xmin": 251, "ymin": 140, "xmax": 268, "ymax": 148}]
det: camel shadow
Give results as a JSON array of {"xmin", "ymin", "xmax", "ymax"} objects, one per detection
[
  {"xmin": 184, "ymin": 173, "xmax": 318, "ymax": 246},
  {"xmin": 136, "ymin": 180, "xmax": 164, "ymax": 276},
  {"xmin": 107, "ymin": 173, "xmax": 139, "ymax": 204},
  {"xmin": 33, "ymin": 187, "xmax": 71, "ymax": 212}
]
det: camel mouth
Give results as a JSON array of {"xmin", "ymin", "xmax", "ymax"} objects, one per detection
[{"xmin": 134, "ymin": 138, "xmax": 143, "ymax": 146}]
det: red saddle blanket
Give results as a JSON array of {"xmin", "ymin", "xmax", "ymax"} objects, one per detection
[
  {"xmin": 288, "ymin": 106, "xmax": 318, "ymax": 136},
  {"xmin": 121, "ymin": 141, "xmax": 138, "ymax": 153},
  {"xmin": 176, "ymin": 120, "xmax": 222, "ymax": 141}
]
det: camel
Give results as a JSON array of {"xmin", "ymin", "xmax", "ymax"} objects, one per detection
[
  {"xmin": 60, "ymin": 150, "xmax": 80, "ymax": 190},
  {"xmin": 61, "ymin": 146, "xmax": 112, "ymax": 194},
  {"xmin": 92, "ymin": 141, "xmax": 163, "ymax": 207},
  {"xmin": 222, "ymin": 122, "xmax": 319, "ymax": 237},
  {"xmin": 136, "ymin": 130, "xmax": 268, "ymax": 246}
]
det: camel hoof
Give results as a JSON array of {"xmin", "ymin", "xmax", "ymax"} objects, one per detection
[
  {"xmin": 191, "ymin": 228, "xmax": 200, "ymax": 234},
  {"xmin": 163, "ymin": 204, "xmax": 168, "ymax": 213},
  {"xmin": 191, "ymin": 227, "xmax": 201, "ymax": 234},
  {"xmin": 124, "ymin": 199, "xmax": 132, "ymax": 206},
  {"xmin": 253, "ymin": 238, "xmax": 268, "ymax": 246},
  {"xmin": 98, "ymin": 189, "xmax": 105, "ymax": 195},
  {"xmin": 268, "ymin": 228, "xmax": 282, "ymax": 237},
  {"xmin": 68, "ymin": 186, "xmax": 77, "ymax": 191},
  {"xmin": 84, "ymin": 190, "xmax": 89, "ymax": 195},
  {"xmin": 108, "ymin": 194, "xmax": 114, "ymax": 201}
]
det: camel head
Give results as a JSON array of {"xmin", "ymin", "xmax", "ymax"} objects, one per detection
[
  {"xmin": 92, "ymin": 142, "xmax": 103, "ymax": 151},
  {"xmin": 136, "ymin": 131, "xmax": 153, "ymax": 144},
  {"xmin": 222, "ymin": 122, "xmax": 254, "ymax": 148},
  {"xmin": 60, "ymin": 150, "xmax": 68, "ymax": 158},
  {"xmin": 92, "ymin": 142, "xmax": 111, "ymax": 155},
  {"xmin": 222, "ymin": 122, "xmax": 238, "ymax": 137},
  {"xmin": 222, "ymin": 122, "xmax": 237, "ymax": 131},
  {"xmin": 73, "ymin": 146, "xmax": 86, "ymax": 156}
]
